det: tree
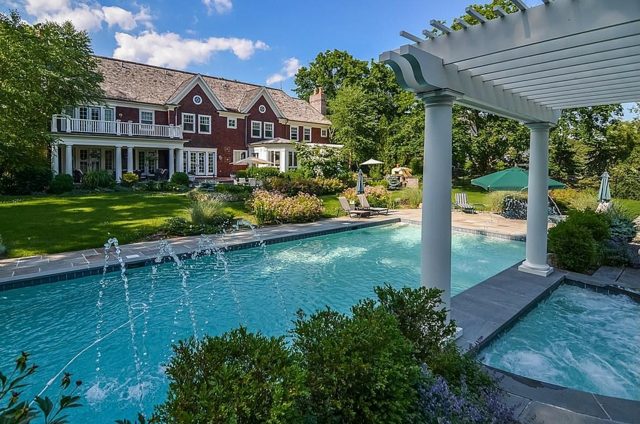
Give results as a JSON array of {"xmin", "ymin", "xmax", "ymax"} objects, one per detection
[{"xmin": 0, "ymin": 11, "xmax": 104, "ymax": 193}]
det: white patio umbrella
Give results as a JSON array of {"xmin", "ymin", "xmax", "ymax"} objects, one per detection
[
  {"xmin": 598, "ymin": 171, "xmax": 612, "ymax": 203},
  {"xmin": 360, "ymin": 158, "xmax": 384, "ymax": 166},
  {"xmin": 230, "ymin": 157, "xmax": 273, "ymax": 166},
  {"xmin": 356, "ymin": 169, "xmax": 365, "ymax": 194}
]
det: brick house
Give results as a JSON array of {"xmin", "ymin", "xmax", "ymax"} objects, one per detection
[{"xmin": 50, "ymin": 56, "xmax": 335, "ymax": 181}]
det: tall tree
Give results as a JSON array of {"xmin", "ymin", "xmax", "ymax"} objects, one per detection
[{"xmin": 0, "ymin": 11, "xmax": 104, "ymax": 193}]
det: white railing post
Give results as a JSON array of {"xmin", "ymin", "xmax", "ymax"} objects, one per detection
[
  {"xmin": 116, "ymin": 120, "xmax": 121, "ymax": 136},
  {"xmin": 127, "ymin": 121, "xmax": 133, "ymax": 136},
  {"xmin": 51, "ymin": 116, "xmax": 57, "ymax": 132}
]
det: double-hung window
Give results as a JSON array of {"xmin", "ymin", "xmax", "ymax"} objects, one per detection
[
  {"xmin": 321, "ymin": 128, "xmax": 328, "ymax": 138},
  {"xmin": 264, "ymin": 122, "xmax": 274, "ymax": 139},
  {"xmin": 288, "ymin": 151, "xmax": 298, "ymax": 169},
  {"xmin": 251, "ymin": 121, "xmax": 262, "ymax": 138},
  {"xmin": 182, "ymin": 113, "xmax": 195, "ymax": 133},
  {"xmin": 290, "ymin": 126, "xmax": 299, "ymax": 141},
  {"xmin": 269, "ymin": 151, "xmax": 281, "ymax": 167},
  {"xmin": 303, "ymin": 127, "xmax": 312, "ymax": 142},
  {"xmin": 140, "ymin": 110, "xmax": 154, "ymax": 125},
  {"xmin": 199, "ymin": 115, "xmax": 211, "ymax": 134}
]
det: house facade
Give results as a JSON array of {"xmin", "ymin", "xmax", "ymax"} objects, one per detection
[{"xmin": 50, "ymin": 57, "xmax": 333, "ymax": 181}]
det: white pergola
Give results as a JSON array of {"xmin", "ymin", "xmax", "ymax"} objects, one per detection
[{"xmin": 380, "ymin": 0, "xmax": 640, "ymax": 312}]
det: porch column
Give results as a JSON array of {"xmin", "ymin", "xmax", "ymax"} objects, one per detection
[
  {"xmin": 519, "ymin": 123, "xmax": 554, "ymax": 277},
  {"xmin": 420, "ymin": 92, "xmax": 456, "ymax": 314},
  {"xmin": 64, "ymin": 144, "xmax": 73, "ymax": 175},
  {"xmin": 176, "ymin": 148, "xmax": 184, "ymax": 173},
  {"xmin": 50, "ymin": 144, "xmax": 59, "ymax": 175},
  {"xmin": 127, "ymin": 147, "xmax": 134, "ymax": 172},
  {"xmin": 168, "ymin": 148, "xmax": 175, "ymax": 177},
  {"xmin": 115, "ymin": 145, "xmax": 123, "ymax": 182}
]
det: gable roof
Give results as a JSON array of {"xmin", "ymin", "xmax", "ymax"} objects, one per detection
[{"xmin": 96, "ymin": 56, "xmax": 331, "ymax": 125}]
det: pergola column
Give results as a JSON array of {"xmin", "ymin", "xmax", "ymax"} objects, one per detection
[
  {"xmin": 176, "ymin": 148, "xmax": 184, "ymax": 173},
  {"xmin": 420, "ymin": 92, "xmax": 456, "ymax": 314},
  {"xmin": 127, "ymin": 147, "xmax": 134, "ymax": 172},
  {"xmin": 519, "ymin": 123, "xmax": 554, "ymax": 277},
  {"xmin": 115, "ymin": 146, "xmax": 123, "ymax": 182},
  {"xmin": 50, "ymin": 144, "xmax": 59, "ymax": 175},
  {"xmin": 64, "ymin": 144, "xmax": 73, "ymax": 175},
  {"xmin": 168, "ymin": 148, "xmax": 175, "ymax": 178}
]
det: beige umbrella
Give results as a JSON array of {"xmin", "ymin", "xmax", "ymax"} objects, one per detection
[
  {"xmin": 230, "ymin": 157, "xmax": 273, "ymax": 166},
  {"xmin": 360, "ymin": 158, "xmax": 384, "ymax": 166}
]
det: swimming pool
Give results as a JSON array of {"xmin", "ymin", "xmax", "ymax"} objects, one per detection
[
  {"xmin": 481, "ymin": 284, "xmax": 640, "ymax": 401},
  {"xmin": 0, "ymin": 224, "xmax": 525, "ymax": 422}
]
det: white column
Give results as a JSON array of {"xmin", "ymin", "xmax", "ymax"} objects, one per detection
[
  {"xmin": 420, "ymin": 93, "xmax": 455, "ymax": 314},
  {"xmin": 168, "ymin": 148, "xmax": 175, "ymax": 178},
  {"xmin": 519, "ymin": 123, "xmax": 554, "ymax": 277},
  {"xmin": 127, "ymin": 147, "xmax": 134, "ymax": 172},
  {"xmin": 64, "ymin": 144, "xmax": 73, "ymax": 175},
  {"xmin": 176, "ymin": 148, "xmax": 184, "ymax": 173},
  {"xmin": 115, "ymin": 146, "xmax": 123, "ymax": 183},
  {"xmin": 50, "ymin": 144, "xmax": 59, "ymax": 175}
]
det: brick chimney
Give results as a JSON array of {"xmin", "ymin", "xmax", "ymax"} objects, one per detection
[{"xmin": 309, "ymin": 87, "xmax": 327, "ymax": 115}]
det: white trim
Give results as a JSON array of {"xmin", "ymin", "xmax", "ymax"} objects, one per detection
[
  {"xmin": 290, "ymin": 126, "xmax": 299, "ymax": 141},
  {"xmin": 139, "ymin": 109, "xmax": 155, "ymax": 125},
  {"xmin": 279, "ymin": 119, "xmax": 331, "ymax": 129},
  {"xmin": 251, "ymin": 120, "xmax": 262, "ymax": 138},
  {"xmin": 263, "ymin": 122, "xmax": 274, "ymax": 138},
  {"xmin": 303, "ymin": 126, "xmax": 312, "ymax": 142},
  {"xmin": 233, "ymin": 149, "xmax": 248, "ymax": 163},
  {"xmin": 182, "ymin": 112, "xmax": 196, "ymax": 133},
  {"xmin": 240, "ymin": 87, "xmax": 284, "ymax": 118},
  {"xmin": 166, "ymin": 74, "xmax": 227, "ymax": 111},
  {"xmin": 183, "ymin": 147, "xmax": 218, "ymax": 177},
  {"xmin": 104, "ymin": 99, "xmax": 169, "ymax": 111},
  {"xmin": 218, "ymin": 111, "xmax": 248, "ymax": 119},
  {"xmin": 55, "ymin": 134, "xmax": 186, "ymax": 149},
  {"xmin": 227, "ymin": 117, "xmax": 238, "ymax": 129},
  {"xmin": 198, "ymin": 114, "xmax": 212, "ymax": 134},
  {"xmin": 320, "ymin": 128, "xmax": 328, "ymax": 138}
]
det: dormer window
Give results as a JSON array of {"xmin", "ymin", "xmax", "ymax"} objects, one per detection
[{"xmin": 264, "ymin": 122, "xmax": 274, "ymax": 139}]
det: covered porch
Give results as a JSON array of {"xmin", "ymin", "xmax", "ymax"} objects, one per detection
[
  {"xmin": 249, "ymin": 138, "xmax": 343, "ymax": 173},
  {"xmin": 380, "ymin": 0, "xmax": 640, "ymax": 313},
  {"xmin": 50, "ymin": 137, "xmax": 186, "ymax": 182}
]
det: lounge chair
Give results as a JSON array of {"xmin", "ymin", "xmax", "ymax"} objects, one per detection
[
  {"xmin": 357, "ymin": 194, "xmax": 389, "ymax": 215},
  {"xmin": 455, "ymin": 193, "xmax": 476, "ymax": 214},
  {"xmin": 338, "ymin": 197, "xmax": 371, "ymax": 218}
]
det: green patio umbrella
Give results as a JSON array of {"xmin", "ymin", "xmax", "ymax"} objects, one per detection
[{"xmin": 471, "ymin": 167, "xmax": 565, "ymax": 191}]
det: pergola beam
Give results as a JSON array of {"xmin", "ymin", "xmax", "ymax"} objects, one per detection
[
  {"xmin": 400, "ymin": 31, "xmax": 424, "ymax": 44},
  {"xmin": 500, "ymin": 65, "xmax": 640, "ymax": 90},
  {"xmin": 517, "ymin": 75, "xmax": 640, "ymax": 97},
  {"xmin": 465, "ymin": 7, "xmax": 488, "ymax": 23},
  {"xmin": 510, "ymin": 0, "xmax": 528, "ymax": 11},
  {"xmin": 509, "ymin": 71, "xmax": 640, "ymax": 94},
  {"xmin": 430, "ymin": 20, "xmax": 452, "ymax": 34},
  {"xmin": 553, "ymin": 97, "xmax": 640, "ymax": 109},
  {"xmin": 546, "ymin": 92, "xmax": 640, "ymax": 107},
  {"xmin": 527, "ymin": 82, "xmax": 640, "ymax": 102}
]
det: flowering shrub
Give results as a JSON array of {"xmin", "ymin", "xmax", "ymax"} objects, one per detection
[
  {"xmin": 550, "ymin": 188, "xmax": 598, "ymax": 212},
  {"xmin": 249, "ymin": 190, "xmax": 324, "ymax": 225},
  {"xmin": 341, "ymin": 185, "xmax": 391, "ymax": 207},
  {"xmin": 263, "ymin": 177, "xmax": 346, "ymax": 196},
  {"xmin": 121, "ymin": 172, "xmax": 139, "ymax": 187}
]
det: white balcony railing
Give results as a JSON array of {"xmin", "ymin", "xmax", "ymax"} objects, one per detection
[{"xmin": 51, "ymin": 115, "xmax": 183, "ymax": 139}]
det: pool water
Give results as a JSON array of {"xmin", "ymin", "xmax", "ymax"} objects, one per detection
[
  {"xmin": 0, "ymin": 224, "xmax": 524, "ymax": 422},
  {"xmin": 481, "ymin": 284, "xmax": 640, "ymax": 401}
]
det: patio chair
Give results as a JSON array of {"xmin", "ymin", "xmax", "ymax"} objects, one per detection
[
  {"xmin": 387, "ymin": 175, "xmax": 402, "ymax": 190},
  {"xmin": 248, "ymin": 178, "xmax": 257, "ymax": 187},
  {"xmin": 338, "ymin": 197, "xmax": 371, "ymax": 218},
  {"xmin": 357, "ymin": 194, "xmax": 389, "ymax": 215},
  {"xmin": 455, "ymin": 192, "xmax": 476, "ymax": 214},
  {"xmin": 236, "ymin": 177, "xmax": 247, "ymax": 186}
]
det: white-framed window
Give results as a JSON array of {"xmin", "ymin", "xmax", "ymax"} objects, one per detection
[
  {"xmin": 78, "ymin": 107, "xmax": 88, "ymax": 120},
  {"xmin": 321, "ymin": 128, "xmax": 328, "ymax": 138},
  {"xmin": 303, "ymin": 127, "xmax": 312, "ymax": 142},
  {"xmin": 140, "ymin": 110, "xmax": 154, "ymax": 125},
  {"xmin": 184, "ymin": 149, "xmax": 217, "ymax": 176},
  {"xmin": 198, "ymin": 152, "xmax": 206, "ymax": 174},
  {"xmin": 290, "ymin": 126, "xmax": 299, "ymax": 141},
  {"xmin": 233, "ymin": 150, "xmax": 248, "ymax": 162},
  {"xmin": 138, "ymin": 151, "xmax": 146, "ymax": 171},
  {"xmin": 258, "ymin": 105, "xmax": 267, "ymax": 113},
  {"xmin": 288, "ymin": 151, "xmax": 297, "ymax": 169},
  {"xmin": 251, "ymin": 120, "xmax": 262, "ymax": 138},
  {"xmin": 227, "ymin": 117, "xmax": 237, "ymax": 129},
  {"xmin": 182, "ymin": 113, "xmax": 195, "ymax": 133},
  {"xmin": 189, "ymin": 152, "xmax": 197, "ymax": 174},
  {"xmin": 199, "ymin": 115, "xmax": 211, "ymax": 134},
  {"xmin": 182, "ymin": 151, "xmax": 188, "ymax": 172},
  {"xmin": 264, "ymin": 122, "xmax": 274, "ymax": 139},
  {"xmin": 104, "ymin": 107, "xmax": 115, "ymax": 122},
  {"xmin": 104, "ymin": 149, "xmax": 114, "ymax": 171},
  {"xmin": 193, "ymin": 95, "xmax": 203, "ymax": 105},
  {"xmin": 208, "ymin": 152, "xmax": 215, "ymax": 174},
  {"xmin": 269, "ymin": 151, "xmax": 281, "ymax": 167}
]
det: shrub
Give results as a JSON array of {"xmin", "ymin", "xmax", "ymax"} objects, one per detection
[
  {"xmin": 189, "ymin": 199, "xmax": 234, "ymax": 227},
  {"xmin": 487, "ymin": 191, "xmax": 518, "ymax": 213},
  {"xmin": 121, "ymin": 172, "xmax": 139, "ymax": 187},
  {"xmin": 342, "ymin": 185, "xmax": 391, "ymax": 208},
  {"xmin": 566, "ymin": 209, "xmax": 610, "ymax": 242},
  {"xmin": 548, "ymin": 221, "xmax": 598, "ymax": 273},
  {"xmin": 154, "ymin": 328, "xmax": 305, "ymax": 423},
  {"xmin": 162, "ymin": 217, "xmax": 224, "ymax": 237},
  {"xmin": 550, "ymin": 188, "xmax": 598, "ymax": 212},
  {"xmin": 82, "ymin": 171, "xmax": 115, "ymax": 189},
  {"xmin": 0, "ymin": 164, "xmax": 52, "ymax": 195},
  {"xmin": 245, "ymin": 166, "xmax": 281, "ymax": 179},
  {"xmin": 263, "ymin": 177, "xmax": 346, "ymax": 196},
  {"xmin": 234, "ymin": 169, "xmax": 248, "ymax": 178},
  {"xmin": 48, "ymin": 173, "xmax": 74, "ymax": 194},
  {"xmin": 610, "ymin": 163, "xmax": 640, "ymax": 200},
  {"xmin": 214, "ymin": 183, "xmax": 253, "ymax": 198},
  {"xmin": 249, "ymin": 190, "xmax": 324, "ymax": 225},
  {"xmin": 394, "ymin": 188, "xmax": 422, "ymax": 208},
  {"xmin": 293, "ymin": 301, "xmax": 421, "ymax": 423},
  {"xmin": 169, "ymin": 172, "xmax": 190, "ymax": 187},
  {"xmin": 607, "ymin": 205, "xmax": 638, "ymax": 242},
  {"xmin": 0, "ymin": 235, "xmax": 6, "ymax": 258}
]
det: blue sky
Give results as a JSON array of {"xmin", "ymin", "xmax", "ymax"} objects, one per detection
[{"xmin": 3, "ymin": 0, "xmax": 638, "ymax": 118}]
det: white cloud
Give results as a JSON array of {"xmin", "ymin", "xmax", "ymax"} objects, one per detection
[
  {"xmin": 203, "ymin": 0, "xmax": 232, "ymax": 14},
  {"xmin": 266, "ymin": 57, "xmax": 301, "ymax": 86},
  {"xmin": 113, "ymin": 31, "xmax": 269, "ymax": 69},
  {"xmin": 23, "ymin": 0, "xmax": 153, "ymax": 32}
]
